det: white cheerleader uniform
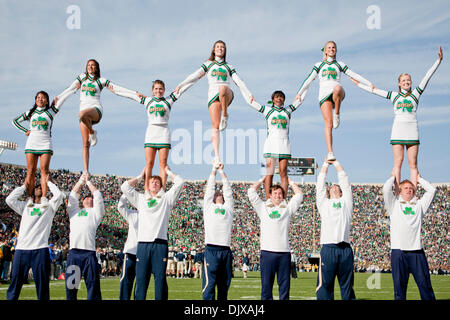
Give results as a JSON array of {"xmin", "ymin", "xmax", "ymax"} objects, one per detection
[
  {"xmin": 358, "ymin": 58, "xmax": 441, "ymax": 145},
  {"xmin": 176, "ymin": 57, "xmax": 252, "ymax": 107},
  {"xmin": 57, "ymin": 73, "xmax": 114, "ymax": 123},
  {"xmin": 249, "ymin": 99, "xmax": 302, "ymax": 159},
  {"xmin": 111, "ymin": 85, "xmax": 180, "ymax": 149},
  {"xmin": 12, "ymin": 105, "xmax": 60, "ymax": 155},
  {"xmin": 297, "ymin": 57, "xmax": 372, "ymax": 106}
]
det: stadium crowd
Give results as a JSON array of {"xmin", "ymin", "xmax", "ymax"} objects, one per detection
[{"xmin": 1, "ymin": 162, "xmax": 449, "ymax": 282}]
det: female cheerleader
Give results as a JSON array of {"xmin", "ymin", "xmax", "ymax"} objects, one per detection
[
  {"xmin": 351, "ymin": 46, "xmax": 443, "ymax": 190},
  {"xmin": 174, "ymin": 40, "xmax": 254, "ymax": 168},
  {"xmin": 295, "ymin": 41, "xmax": 374, "ymax": 161},
  {"xmin": 12, "ymin": 91, "xmax": 63, "ymax": 206},
  {"xmin": 110, "ymin": 80, "xmax": 181, "ymax": 196},
  {"xmin": 53, "ymin": 59, "xmax": 121, "ymax": 173},
  {"xmin": 247, "ymin": 90, "xmax": 305, "ymax": 201}
]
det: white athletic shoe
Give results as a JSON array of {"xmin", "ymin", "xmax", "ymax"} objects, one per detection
[
  {"xmin": 333, "ymin": 113, "xmax": 340, "ymax": 129},
  {"xmin": 327, "ymin": 152, "xmax": 336, "ymax": 162},
  {"xmin": 26, "ymin": 197, "xmax": 34, "ymax": 207},
  {"xmin": 89, "ymin": 130, "xmax": 98, "ymax": 147},
  {"xmin": 213, "ymin": 156, "xmax": 221, "ymax": 169},
  {"xmin": 219, "ymin": 115, "xmax": 228, "ymax": 131},
  {"xmin": 40, "ymin": 196, "xmax": 49, "ymax": 208}
]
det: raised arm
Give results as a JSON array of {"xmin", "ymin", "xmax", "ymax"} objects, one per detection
[
  {"xmin": 120, "ymin": 169, "xmax": 145, "ymax": 209},
  {"xmin": 5, "ymin": 185, "xmax": 26, "ymax": 216},
  {"xmin": 295, "ymin": 64, "xmax": 319, "ymax": 100},
  {"xmin": 204, "ymin": 168, "xmax": 217, "ymax": 208},
  {"xmin": 316, "ymin": 162, "xmax": 329, "ymax": 211},
  {"xmin": 174, "ymin": 65, "xmax": 206, "ymax": 94},
  {"xmin": 231, "ymin": 72, "xmax": 254, "ymax": 104},
  {"xmin": 109, "ymin": 84, "xmax": 141, "ymax": 102},
  {"xmin": 334, "ymin": 160, "xmax": 352, "ymax": 206},
  {"xmin": 53, "ymin": 76, "xmax": 81, "ymax": 107},
  {"xmin": 218, "ymin": 165, "xmax": 234, "ymax": 209},
  {"xmin": 247, "ymin": 177, "xmax": 265, "ymax": 217},
  {"xmin": 417, "ymin": 47, "xmax": 443, "ymax": 93},
  {"xmin": 287, "ymin": 179, "xmax": 304, "ymax": 215},
  {"xmin": 382, "ymin": 175, "xmax": 396, "ymax": 214},
  {"xmin": 165, "ymin": 167, "xmax": 185, "ymax": 207},
  {"xmin": 417, "ymin": 174, "xmax": 437, "ymax": 214},
  {"xmin": 47, "ymin": 181, "xmax": 64, "ymax": 212}
]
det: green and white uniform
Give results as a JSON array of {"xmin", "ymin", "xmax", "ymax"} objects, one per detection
[
  {"xmin": 176, "ymin": 58, "xmax": 252, "ymax": 107},
  {"xmin": 358, "ymin": 58, "xmax": 441, "ymax": 145},
  {"xmin": 297, "ymin": 57, "xmax": 372, "ymax": 106},
  {"xmin": 57, "ymin": 73, "xmax": 114, "ymax": 121},
  {"xmin": 112, "ymin": 85, "xmax": 181, "ymax": 149},
  {"xmin": 249, "ymin": 97, "xmax": 303, "ymax": 159},
  {"xmin": 12, "ymin": 105, "xmax": 60, "ymax": 155}
]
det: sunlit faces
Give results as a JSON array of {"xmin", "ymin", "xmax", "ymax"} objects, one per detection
[
  {"xmin": 399, "ymin": 181, "xmax": 416, "ymax": 202},
  {"xmin": 149, "ymin": 177, "xmax": 162, "ymax": 194},
  {"xmin": 152, "ymin": 82, "xmax": 165, "ymax": 98},
  {"xmin": 398, "ymin": 73, "xmax": 412, "ymax": 92},
  {"xmin": 35, "ymin": 92, "xmax": 48, "ymax": 108},
  {"xmin": 323, "ymin": 41, "xmax": 337, "ymax": 59},
  {"xmin": 214, "ymin": 42, "xmax": 226, "ymax": 59},
  {"xmin": 272, "ymin": 94, "xmax": 285, "ymax": 107},
  {"xmin": 83, "ymin": 196, "xmax": 94, "ymax": 208},
  {"xmin": 86, "ymin": 60, "xmax": 98, "ymax": 76},
  {"xmin": 270, "ymin": 187, "xmax": 284, "ymax": 206},
  {"xmin": 329, "ymin": 184, "xmax": 342, "ymax": 199}
]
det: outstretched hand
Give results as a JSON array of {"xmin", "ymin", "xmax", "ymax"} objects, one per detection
[{"xmin": 438, "ymin": 46, "xmax": 443, "ymax": 61}]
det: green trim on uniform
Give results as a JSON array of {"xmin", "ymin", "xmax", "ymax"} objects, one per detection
[
  {"xmin": 410, "ymin": 93, "xmax": 419, "ymax": 104},
  {"xmin": 207, "ymin": 91, "xmax": 234, "ymax": 108},
  {"xmin": 263, "ymin": 153, "xmax": 291, "ymax": 159},
  {"xmin": 96, "ymin": 79, "xmax": 103, "ymax": 90},
  {"xmin": 390, "ymin": 140, "xmax": 420, "ymax": 145},
  {"xmin": 201, "ymin": 64, "xmax": 208, "ymax": 72},
  {"xmin": 416, "ymin": 86, "xmax": 424, "ymax": 95},
  {"xmin": 25, "ymin": 149, "xmax": 54, "ymax": 155},
  {"xmin": 319, "ymin": 93, "xmax": 334, "ymax": 107},
  {"xmin": 144, "ymin": 143, "xmax": 171, "ymax": 149},
  {"xmin": 93, "ymin": 107, "xmax": 102, "ymax": 124}
]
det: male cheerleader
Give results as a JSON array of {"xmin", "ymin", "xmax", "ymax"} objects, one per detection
[
  {"xmin": 383, "ymin": 173, "xmax": 436, "ymax": 300},
  {"xmin": 315, "ymin": 159, "xmax": 355, "ymax": 300},
  {"xmin": 117, "ymin": 194, "xmax": 139, "ymax": 300},
  {"xmin": 66, "ymin": 173, "xmax": 105, "ymax": 300},
  {"xmin": 120, "ymin": 167, "xmax": 184, "ymax": 300},
  {"xmin": 248, "ymin": 177, "xmax": 303, "ymax": 300},
  {"xmin": 202, "ymin": 163, "xmax": 234, "ymax": 300},
  {"xmin": 5, "ymin": 180, "xmax": 63, "ymax": 300}
]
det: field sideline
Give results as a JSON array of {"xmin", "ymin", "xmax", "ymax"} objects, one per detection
[{"xmin": 1, "ymin": 272, "xmax": 449, "ymax": 300}]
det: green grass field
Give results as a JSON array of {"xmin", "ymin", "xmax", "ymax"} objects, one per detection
[{"xmin": 1, "ymin": 272, "xmax": 449, "ymax": 300}]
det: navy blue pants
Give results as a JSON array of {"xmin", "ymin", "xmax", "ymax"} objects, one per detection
[
  {"xmin": 119, "ymin": 253, "xmax": 136, "ymax": 300},
  {"xmin": 260, "ymin": 250, "xmax": 291, "ymax": 300},
  {"xmin": 202, "ymin": 244, "xmax": 233, "ymax": 300},
  {"xmin": 316, "ymin": 243, "xmax": 355, "ymax": 300},
  {"xmin": 135, "ymin": 240, "xmax": 168, "ymax": 300},
  {"xmin": 391, "ymin": 249, "xmax": 435, "ymax": 300},
  {"xmin": 7, "ymin": 248, "xmax": 50, "ymax": 300},
  {"xmin": 65, "ymin": 249, "xmax": 101, "ymax": 300}
]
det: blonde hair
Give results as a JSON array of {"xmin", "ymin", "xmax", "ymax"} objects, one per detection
[
  {"xmin": 397, "ymin": 73, "xmax": 412, "ymax": 95},
  {"xmin": 322, "ymin": 41, "xmax": 337, "ymax": 60},
  {"xmin": 399, "ymin": 179, "xmax": 416, "ymax": 193}
]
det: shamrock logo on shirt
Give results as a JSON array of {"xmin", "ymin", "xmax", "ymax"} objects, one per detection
[
  {"xmin": 211, "ymin": 68, "xmax": 227, "ymax": 81},
  {"xmin": 269, "ymin": 210, "xmax": 281, "ymax": 219},
  {"xmin": 149, "ymin": 104, "xmax": 166, "ymax": 117},
  {"xmin": 82, "ymin": 83, "xmax": 96, "ymax": 96},
  {"xmin": 147, "ymin": 199, "xmax": 158, "ymax": 208},
  {"xmin": 271, "ymin": 115, "xmax": 287, "ymax": 129},
  {"xmin": 332, "ymin": 202, "xmax": 342, "ymax": 209},
  {"xmin": 214, "ymin": 208, "xmax": 225, "ymax": 215},
  {"xmin": 322, "ymin": 67, "xmax": 337, "ymax": 80},
  {"xmin": 32, "ymin": 117, "xmax": 49, "ymax": 131},
  {"xmin": 78, "ymin": 209, "xmax": 88, "ymax": 217},
  {"xmin": 403, "ymin": 207, "xmax": 415, "ymax": 215},
  {"xmin": 396, "ymin": 99, "xmax": 413, "ymax": 113},
  {"xmin": 30, "ymin": 208, "xmax": 42, "ymax": 216}
]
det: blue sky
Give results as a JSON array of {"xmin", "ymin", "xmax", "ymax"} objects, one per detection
[{"xmin": 1, "ymin": 0, "xmax": 449, "ymax": 183}]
